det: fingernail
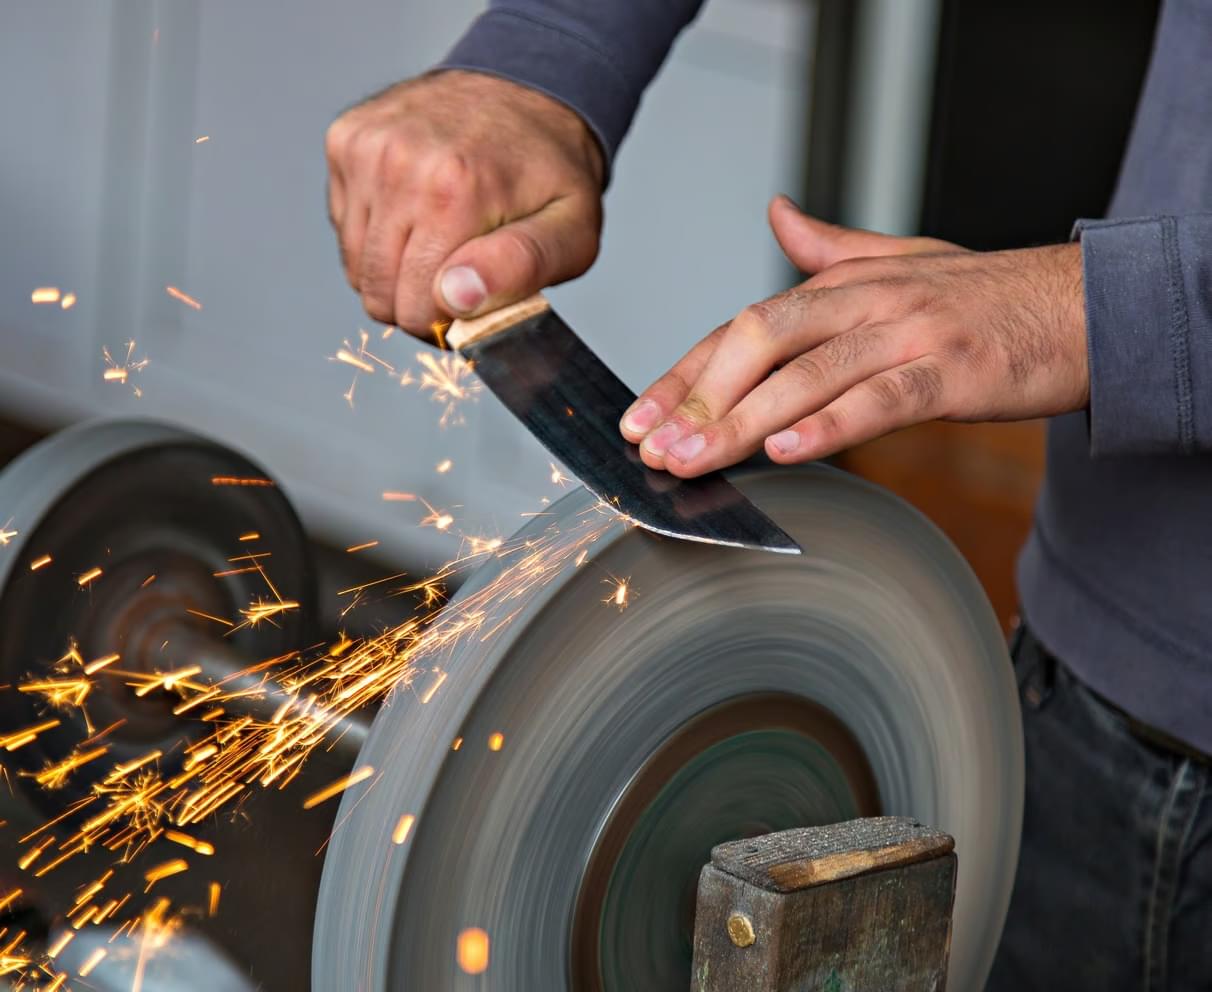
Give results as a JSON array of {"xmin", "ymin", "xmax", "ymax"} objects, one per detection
[
  {"xmin": 621, "ymin": 399, "xmax": 661, "ymax": 434},
  {"xmin": 668, "ymin": 433, "xmax": 706, "ymax": 463},
  {"xmin": 768, "ymin": 430, "xmax": 800, "ymax": 454},
  {"xmin": 643, "ymin": 422, "xmax": 685, "ymax": 456},
  {"xmin": 439, "ymin": 265, "xmax": 487, "ymax": 314}
]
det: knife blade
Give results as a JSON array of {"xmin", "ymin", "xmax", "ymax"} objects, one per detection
[{"xmin": 446, "ymin": 294, "xmax": 801, "ymax": 555}]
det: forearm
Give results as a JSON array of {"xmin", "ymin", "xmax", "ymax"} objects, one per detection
[
  {"xmin": 437, "ymin": 1, "xmax": 706, "ymax": 174},
  {"xmin": 1077, "ymin": 213, "xmax": 1212, "ymax": 455}
]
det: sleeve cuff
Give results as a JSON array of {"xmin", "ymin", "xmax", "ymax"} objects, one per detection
[
  {"xmin": 436, "ymin": 9, "xmax": 641, "ymax": 179},
  {"xmin": 1075, "ymin": 215, "xmax": 1211, "ymax": 456}
]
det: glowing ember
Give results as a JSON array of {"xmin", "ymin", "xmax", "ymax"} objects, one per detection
[
  {"xmin": 60, "ymin": 292, "xmax": 77, "ymax": 310},
  {"xmin": 604, "ymin": 578, "xmax": 631, "ymax": 610},
  {"xmin": 487, "ymin": 732, "xmax": 505, "ymax": 752},
  {"xmin": 345, "ymin": 540, "xmax": 379, "ymax": 554},
  {"xmin": 75, "ymin": 566, "xmax": 103, "ymax": 587},
  {"xmin": 77, "ymin": 946, "xmax": 107, "ymax": 976},
  {"xmin": 391, "ymin": 813, "xmax": 416, "ymax": 845},
  {"xmin": 436, "ymin": 458, "xmax": 453, "ymax": 474},
  {"xmin": 31, "ymin": 287, "xmax": 61, "ymax": 304},
  {"xmin": 0, "ymin": 519, "xmax": 17, "ymax": 546},
  {"xmin": 208, "ymin": 881, "xmax": 221, "ymax": 917},
  {"xmin": 457, "ymin": 927, "xmax": 490, "ymax": 975},
  {"xmin": 102, "ymin": 340, "xmax": 149, "ymax": 397},
  {"xmin": 451, "ymin": 737, "xmax": 463, "ymax": 751},
  {"xmin": 29, "ymin": 553, "xmax": 52, "ymax": 570},
  {"xmin": 165, "ymin": 285, "xmax": 202, "ymax": 310},
  {"xmin": 302, "ymin": 765, "xmax": 375, "ymax": 810},
  {"xmin": 550, "ymin": 463, "xmax": 569, "ymax": 486},
  {"xmin": 210, "ymin": 476, "xmax": 274, "ymax": 487},
  {"xmin": 195, "ymin": 135, "xmax": 210, "ymax": 144}
]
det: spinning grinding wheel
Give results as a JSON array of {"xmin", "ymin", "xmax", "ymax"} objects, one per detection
[
  {"xmin": 314, "ymin": 463, "xmax": 1023, "ymax": 991},
  {"xmin": 0, "ymin": 420, "xmax": 317, "ymax": 803}
]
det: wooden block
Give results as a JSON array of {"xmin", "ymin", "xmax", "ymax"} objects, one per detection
[{"xmin": 690, "ymin": 817, "xmax": 957, "ymax": 992}]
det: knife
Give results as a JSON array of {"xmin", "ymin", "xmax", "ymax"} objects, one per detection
[{"xmin": 446, "ymin": 294, "xmax": 801, "ymax": 555}]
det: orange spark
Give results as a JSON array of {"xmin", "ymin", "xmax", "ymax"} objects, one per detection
[
  {"xmin": 418, "ymin": 670, "xmax": 446, "ymax": 704},
  {"xmin": 550, "ymin": 463, "xmax": 569, "ymax": 486},
  {"xmin": 238, "ymin": 531, "xmax": 260, "ymax": 541},
  {"xmin": 165, "ymin": 285, "xmax": 202, "ymax": 310},
  {"xmin": 208, "ymin": 882, "xmax": 221, "ymax": 917},
  {"xmin": 195, "ymin": 135, "xmax": 210, "ymax": 144},
  {"xmin": 77, "ymin": 946, "xmax": 107, "ymax": 976},
  {"xmin": 164, "ymin": 831, "xmax": 215, "ymax": 856},
  {"xmin": 77, "ymin": 566, "xmax": 103, "ymax": 587},
  {"xmin": 83, "ymin": 653, "xmax": 120, "ymax": 675},
  {"xmin": 29, "ymin": 554, "xmax": 52, "ymax": 570},
  {"xmin": 102, "ymin": 340, "xmax": 149, "ymax": 396},
  {"xmin": 391, "ymin": 813, "xmax": 416, "ymax": 845},
  {"xmin": 436, "ymin": 458, "xmax": 453, "ymax": 474},
  {"xmin": 302, "ymin": 765, "xmax": 374, "ymax": 810},
  {"xmin": 457, "ymin": 927, "xmax": 490, "ymax": 975},
  {"xmin": 603, "ymin": 578, "xmax": 630, "ymax": 611},
  {"xmin": 451, "ymin": 737, "xmax": 463, "ymax": 751},
  {"xmin": 61, "ymin": 292, "xmax": 77, "ymax": 309},
  {"xmin": 143, "ymin": 859, "xmax": 188, "ymax": 891},
  {"xmin": 345, "ymin": 540, "xmax": 379, "ymax": 554},
  {"xmin": 0, "ymin": 520, "xmax": 17, "ymax": 546},
  {"xmin": 210, "ymin": 476, "xmax": 274, "ymax": 487},
  {"xmin": 31, "ymin": 287, "xmax": 60, "ymax": 304},
  {"xmin": 487, "ymin": 732, "xmax": 505, "ymax": 752}
]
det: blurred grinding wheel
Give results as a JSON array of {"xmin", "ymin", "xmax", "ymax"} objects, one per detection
[
  {"xmin": 0, "ymin": 419, "xmax": 316, "ymax": 814},
  {"xmin": 313, "ymin": 463, "xmax": 1023, "ymax": 991}
]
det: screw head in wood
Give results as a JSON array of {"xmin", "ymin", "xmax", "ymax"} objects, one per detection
[{"xmin": 726, "ymin": 912, "xmax": 755, "ymax": 948}]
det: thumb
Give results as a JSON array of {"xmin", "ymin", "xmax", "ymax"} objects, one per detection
[
  {"xmin": 434, "ymin": 196, "xmax": 600, "ymax": 318},
  {"xmin": 768, "ymin": 195, "xmax": 953, "ymax": 273}
]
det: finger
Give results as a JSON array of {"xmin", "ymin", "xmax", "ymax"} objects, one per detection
[
  {"xmin": 359, "ymin": 205, "xmax": 410, "ymax": 324},
  {"xmin": 764, "ymin": 357, "xmax": 949, "ymax": 463},
  {"xmin": 639, "ymin": 284, "xmax": 874, "ymax": 469},
  {"xmin": 339, "ymin": 197, "xmax": 371, "ymax": 294},
  {"xmin": 768, "ymin": 195, "xmax": 954, "ymax": 274},
  {"xmin": 434, "ymin": 193, "xmax": 601, "ymax": 318},
  {"xmin": 663, "ymin": 322, "xmax": 914, "ymax": 476},
  {"xmin": 394, "ymin": 203, "xmax": 494, "ymax": 334},
  {"xmin": 618, "ymin": 324, "xmax": 728, "ymax": 444}
]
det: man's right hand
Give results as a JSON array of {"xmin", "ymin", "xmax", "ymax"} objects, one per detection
[{"xmin": 325, "ymin": 70, "xmax": 606, "ymax": 337}]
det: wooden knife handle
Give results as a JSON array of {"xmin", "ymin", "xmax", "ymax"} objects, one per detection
[{"xmin": 446, "ymin": 293, "xmax": 551, "ymax": 350}]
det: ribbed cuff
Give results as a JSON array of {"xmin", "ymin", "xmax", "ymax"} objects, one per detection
[
  {"xmin": 437, "ymin": 9, "xmax": 639, "ymax": 180},
  {"xmin": 1075, "ymin": 215, "xmax": 1209, "ymax": 455}
]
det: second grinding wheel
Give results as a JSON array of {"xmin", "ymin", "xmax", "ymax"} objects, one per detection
[{"xmin": 314, "ymin": 463, "xmax": 1023, "ymax": 990}]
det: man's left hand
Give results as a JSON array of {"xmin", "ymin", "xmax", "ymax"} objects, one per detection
[{"xmin": 619, "ymin": 196, "xmax": 1088, "ymax": 476}]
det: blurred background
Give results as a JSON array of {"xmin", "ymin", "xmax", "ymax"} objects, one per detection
[{"xmin": 1, "ymin": 0, "xmax": 1158, "ymax": 630}]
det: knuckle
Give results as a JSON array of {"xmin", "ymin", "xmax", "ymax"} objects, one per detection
[
  {"xmin": 818, "ymin": 330, "xmax": 872, "ymax": 370},
  {"xmin": 360, "ymin": 292, "xmax": 393, "ymax": 325},
  {"xmin": 715, "ymin": 411, "xmax": 747, "ymax": 446},
  {"xmin": 814, "ymin": 408, "xmax": 844, "ymax": 439},
  {"xmin": 867, "ymin": 373, "xmax": 903, "ymax": 412},
  {"xmin": 498, "ymin": 227, "xmax": 546, "ymax": 285},
  {"xmin": 420, "ymin": 151, "xmax": 475, "ymax": 209},
  {"xmin": 899, "ymin": 363, "xmax": 945, "ymax": 412},
  {"xmin": 675, "ymin": 392, "xmax": 715, "ymax": 425},
  {"xmin": 785, "ymin": 353, "xmax": 828, "ymax": 390},
  {"xmin": 732, "ymin": 302, "xmax": 777, "ymax": 344}
]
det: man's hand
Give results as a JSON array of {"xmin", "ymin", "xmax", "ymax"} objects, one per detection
[
  {"xmin": 325, "ymin": 70, "xmax": 605, "ymax": 336},
  {"xmin": 620, "ymin": 196, "xmax": 1088, "ymax": 475}
]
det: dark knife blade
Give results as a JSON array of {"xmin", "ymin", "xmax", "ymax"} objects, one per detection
[{"xmin": 447, "ymin": 295, "xmax": 801, "ymax": 555}]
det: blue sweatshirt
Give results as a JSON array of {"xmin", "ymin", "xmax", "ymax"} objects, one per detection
[{"xmin": 441, "ymin": 0, "xmax": 1212, "ymax": 754}]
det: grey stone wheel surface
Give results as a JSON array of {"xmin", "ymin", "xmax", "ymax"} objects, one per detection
[{"xmin": 313, "ymin": 463, "xmax": 1022, "ymax": 991}]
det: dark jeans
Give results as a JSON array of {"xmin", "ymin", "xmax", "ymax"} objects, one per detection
[{"xmin": 986, "ymin": 627, "xmax": 1212, "ymax": 991}]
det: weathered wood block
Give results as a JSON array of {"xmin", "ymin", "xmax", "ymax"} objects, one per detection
[{"xmin": 690, "ymin": 816, "xmax": 956, "ymax": 992}]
